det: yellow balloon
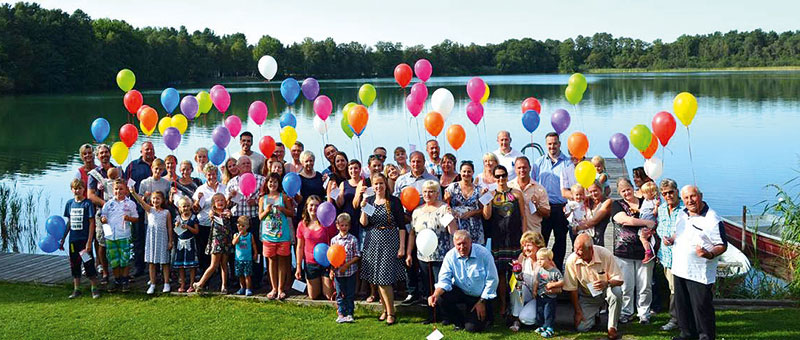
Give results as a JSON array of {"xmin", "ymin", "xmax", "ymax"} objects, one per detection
[
  {"xmin": 673, "ymin": 92, "xmax": 697, "ymax": 127},
  {"xmin": 197, "ymin": 91, "xmax": 213, "ymax": 114},
  {"xmin": 157, "ymin": 117, "xmax": 172, "ymax": 135},
  {"xmin": 574, "ymin": 160, "xmax": 597, "ymax": 189},
  {"xmin": 110, "ymin": 141, "xmax": 129, "ymax": 165},
  {"xmin": 140, "ymin": 121, "xmax": 154, "ymax": 136},
  {"xmin": 280, "ymin": 126, "xmax": 297, "ymax": 147},
  {"xmin": 480, "ymin": 83, "xmax": 490, "ymax": 105},
  {"xmin": 171, "ymin": 114, "xmax": 188, "ymax": 134}
]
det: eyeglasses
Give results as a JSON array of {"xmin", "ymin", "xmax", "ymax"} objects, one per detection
[
  {"xmin": 661, "ymin": 190, "xmax": 676, "ymax": 196},
  {"xmin": 494, "ymin": 173, "xmax": 508, "ymax": 179}
]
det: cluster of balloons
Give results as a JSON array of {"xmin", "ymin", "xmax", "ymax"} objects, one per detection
[
  {"xmin": 521, "ymin": 97, "xmax": 542, "ymax": 134},
  {"xmin": 38, "ymin": 216, "xmax": 67, "ymax": 253},
  {"xmin": 337, "ymin": 102, "xmax": 369, "ymax": 139},
  {"xmin": 565, "ymin": 73, "xmax": 588, "ymax": 105}
]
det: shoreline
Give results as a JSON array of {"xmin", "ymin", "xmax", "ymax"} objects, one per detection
[{"xmin": 588, "ymin": 66, "xmax": 800, "ymax": 74}]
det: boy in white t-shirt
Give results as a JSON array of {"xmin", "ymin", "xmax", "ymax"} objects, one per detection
[{"xmin": 100, "ymin": 179, "xmax": 139, "ymax": 292}]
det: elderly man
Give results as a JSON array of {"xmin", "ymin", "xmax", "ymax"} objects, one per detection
[
  {"xmin": 668, "ymin": 186, "xmax": 727, "ymax": 340},
  {"xmin": 564, "ymin": 234, "xmax": 624, "ymax": 340},
  {"xmin": 532, "ymin": 132, "xmax": 571, "ymax": 271},
  {"xmin": 234, "ymin": 131, "xmax": 266, "ymax": 174},
  {"xmin": 656, "ymin": 178, "xmax": 683, "ymax": 331},
  {"xmin": 508, "ymin": 156, "xmax": 550, "ymax": 233},
  {"xmin": 226, "ymin": 155, "xmax": 267, "ymax": 289},
  {"xmin": 425, "ymin": 139, "xmax": 442, "ymax": 176},
  {"xmin": 493, "ymin": 131, "xmax": 523, "ymax": 180},
  {"xmin": 429, "ymin": 230, "xmax": 498, "ymax": 333},
  {"xmin": 124, "ymin": 141, "xmax": 156, "ymax": 277}
]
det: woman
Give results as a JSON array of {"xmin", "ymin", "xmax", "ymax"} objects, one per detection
[
  {"xmin": 509, "ymin": 231, "xmax": 547, "ymax": 331},
  {"xmin": 578, "ymin": 180, "xmax": 613, "ymax": 246},
  {"xmin": 171, "ymin": 160, "xmax": 202, "ymax": 207},
  {"xmin": 438, "ymin": 153, "xmax": 459, "ymax": 189},
  {"xmin": 285, "ymin": 141, "xmax": 304, "ymax": 173},
  {"xmin": 191, "ymin": 164, "xmax": 227, "ymax": 276},
  {"xmin": 393, "ymin": 147, "xmax": 411, "ymax": 175},
  {"xmin": 74, "ymin": 143, "xmax": 96, "ymax": 196},
  {"xmin": 328, "ymin": 152, "xmax": 349, "ymax": 189},
  {"xmin": 444, "ymin": 161, "xmax": 485, "ymax": 245},
  {"xmin": 407, "ymin": 180, "xmax": 457, "ymax": 324},
  {"xmin": 165, "ymin": 155, "xmax": 179, "ymax": 182},
  {"xmin": 611, "ymin": 177, "xmax": 656, "ymax": 324},
  {"xmin": 632, "ymin": 166, "xmax": 653, "ymax": 199},
  {"xmin": 295, "ymin": 195, "xmax": 336, "ymax": 300},
  {"xmin": 221, "ymin": 157, "xmax": 239, "ymax": 185},
  {"xmin": 474, "ymin": 152, "xmax": 499, "ymax": 188},
  {"xmin": 383, "ymin": 164, "xmax": 400, "ymax": 193},
  {"xmin": 359, "ymin": 173, "xmax": 407, "ymax": 325},
  {"xmin": 297, "ymin": 151, "xmax": 326, "ymax": 221}
]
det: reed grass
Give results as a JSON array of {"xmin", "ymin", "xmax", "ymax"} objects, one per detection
[
  {"xmin": 763, "ymin": 182, "xmax": 800, "ymax": 296},
  {"xmin": 0, "ymin": 183, "xmax": 48, "ymax": 253}
]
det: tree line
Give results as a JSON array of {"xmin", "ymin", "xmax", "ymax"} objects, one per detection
[{"xmin": 1, "ymin": 2, "xmax": 799, "ymax": 94}]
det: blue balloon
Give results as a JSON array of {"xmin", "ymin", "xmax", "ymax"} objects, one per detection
[
  {"xmin": 282, "ymin": 172, "xmax": 301, "ymax": 197},
  {"xmin": 522, "ymin": 110, "xmax": 540, "ymax": 133},
  {"xmin": 280, "ymin": 78, "xmax": 301, "ymax": 106},
  {"xmin": 313, "ymin": 243, "xmax": 330, "ymax": 267},
  {"xmin": 45, "ymin": 215, "xmax": 66, "ymax": 237},
  {"xmin": 38, "ymin": 235, "xmax": 59, "ymax": 253},
  {"xmin": 279, "ymin": 112, "xmax": 297, "ymax": 129},
  {"xmin": 209, "ymin": 145, "xmax": 226, "ymax": 166},
  {"xmin": 160, "ymin": 87, "xmax": 180, "ymax": 114},
  {"xmin": 91, "ymin": 118, "xmax": 110, "ymax": 143}
]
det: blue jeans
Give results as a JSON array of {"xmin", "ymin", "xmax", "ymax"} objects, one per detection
[
  {"xmin": 335, "ymin": 274, "xmax": 357, "ymax": 316},
  {"xmin": 537, "ymin": 295, "xmax": 557, "ymax": 329}
]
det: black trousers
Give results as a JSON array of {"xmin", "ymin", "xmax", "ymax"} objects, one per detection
[
  {"xmin": 405, "ymin": 249, "xmax": 420, "ymax": 297},
  {"xmin": 541, "ymin": 203, "xmax": 568, "ymax": 272},
  {"xmin": 674, "ymin": 275, "xmax": 716, "ymax": 340},
  {"xmin": 132, "ymin": 206, "xmax": 147, "ymax": 275},
  {"xmin": 196, "ymin": 225, "xmax": 211, "ymax": 273},
  {"xmin": 440, "ymin": 287, "xmax": 491, "ymax": 333},
  {"xmin": 419, "ymin": 261, "xmax": 443, "ymax": 321}
]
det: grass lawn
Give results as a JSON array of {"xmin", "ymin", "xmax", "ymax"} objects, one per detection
[{"xmin": 2, "ymin": 282, "xmax": 799, "ymax": 339}]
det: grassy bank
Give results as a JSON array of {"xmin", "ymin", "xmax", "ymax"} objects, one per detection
[{"xmin": 589, "ymin": 66, "xmax": 800, "ymax": 74}]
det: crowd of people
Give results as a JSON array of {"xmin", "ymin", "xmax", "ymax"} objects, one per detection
[{"xmin": 60, "ymin": 130, "xmax": 728, "ymax": 340}]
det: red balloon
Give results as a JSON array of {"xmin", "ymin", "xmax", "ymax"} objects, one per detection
[
  {"xmin": 394, "ymin": 64, "xmax": 413, "ymax": 88},
  {"xmin": 119, "ymin": 123, "xmax": 139, "ymax": 147},
  {"xmin": 259, "ymin": 136, "xmax": 276, "ymax": 158},
  {"xmin": 640, "ymin": 134, "xmax": 658, "ymax": 159},
  {"xmin": 521, "ymin": 97, "xmax": 541, "ymax": 114},
  {"xmin": 123, "ymin": 90, "xmax": 143, "ymax": 115},
  {"xmin": 651, "ymin": 111, "xmax": 677, "ymax": 147}
]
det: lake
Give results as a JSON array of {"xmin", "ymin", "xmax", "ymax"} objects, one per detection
[{"xmin": 2, "ymin": 71, "xmax": 800, "ymax": 252}]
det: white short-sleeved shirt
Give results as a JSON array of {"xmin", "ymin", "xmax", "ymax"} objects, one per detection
[
  {"xmin": 671, "ymin": 203, "xmax": 726, "ymax": 285},
  {"xmin": 101, "ymin": 198, "xmax": 138, "ymax": 240},
  {"xmin": 192, "ymin": 182, "xmax": 227, "ymax": 226},
  {"xmin": 493, "ymin": 148, "xmax": 523, "ymax": 180}
]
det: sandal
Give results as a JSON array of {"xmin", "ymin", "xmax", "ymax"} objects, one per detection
[
  {"xmin": 267, "ymin": 291, "xmax": 277, "ymax": 300},
  {"xmin": 366, "ymin": 295, "xmax": 376, "ymax": 303},
  {"xmin": 378, "ymin": 311, "xmax": 387, "ymax": 321},
  {"xmin": 386, "ymin": 314, "xmax": 396, "ymax": 325},
  {"xmin": 277, "ymin": 292, "xmax": 287, "ymax": 300}
]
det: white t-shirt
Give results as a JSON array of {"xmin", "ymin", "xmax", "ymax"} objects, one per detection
[
  {"xmin": 671, "ymin": 205, "xmax": 726, "ymax": 285},
  {"xmin": 493, "ymin": 148, "xmax": 523, "ymax": 180}
]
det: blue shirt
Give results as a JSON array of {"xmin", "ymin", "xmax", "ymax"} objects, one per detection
[
  {"xmin": 531, "ymin": 152, "xmax": 570, "ymax": 204},
  {"xmin": 63, "ymin": 199, "xmax": 95, "ymax": 242},
  {"xmin": 435, "ymin": 244, "xmax": 498, "ymax": 300},
  {"xmin": 656, "ymin": 201, "xmax": 684, "ymax": 268},
  {"xmin": 124, "ymin": 157, "xmax": 153, "ymax": 193},
  {"xmin": 234, "ymin": 232, "xmax": 253, "ymax": 261}
]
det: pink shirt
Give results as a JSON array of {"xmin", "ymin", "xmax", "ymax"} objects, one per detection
[{"xmin": 297, "ymin": 220, "xmax": 337, "ymax": 265}]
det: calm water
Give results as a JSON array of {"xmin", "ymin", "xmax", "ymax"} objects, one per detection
[{"xmin": 2, "ymin": 72, "xmax": 800, "ymax": 252}]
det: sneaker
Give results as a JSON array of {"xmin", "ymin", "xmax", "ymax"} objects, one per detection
[
  {"xmin": 236, "ymin": 288, "xmax": 246, "ymax": 295},
  {"xmin": 344, "ymin": 315, "xmax": 354, "ymax": 323},
  {"xmin": 91, "ymin": 288, "xmax": 101, "ymax": 299},
  {"xmin": 192, "ymin": 282, "xmax": 202, "ymax": 293},
  {"xmin": 100, "ymin": 276, "xmax": 109, "ymax": 285},
  {"xmin": 336, "ymin": 315, "xmax": 346, "ymax": 323},
  {"xmin": 147, "ymin": 284, "xmax": 156, "ymax": 295},
  {"xmin": 401, "ymin": 294, "xmax": 419, "ymax": 305},
  {"xmin": 245, "ymin": 289, "xmax": 253, "ymax": 296},
  {"xmin": 643, "ymin": 251, "xmax": 655, "ymax": 264},
  {"xmin": 661, "ymin": 321, "xmax": 679, "ymax": 331},
  {"xmin": 619, "ymin": 315, "xmax": 632, "ymax": 324},
  {"xmin": 162, "ymin": 284, "xmax": 171, "ymax": 293},
  {"xmin": 509, "ymin": 320, "xmax": 521, "ymax": 332},
  {"xmin": 68, "ymin": 290, "xmax": 82, "ymax": 299},
  {"xmin": 121, "ymin": 282, "xmax": 130, "ymax": 293},
  {"xmin": 639, "ymin": 316, "xmax": 651, "ymax": 324}
]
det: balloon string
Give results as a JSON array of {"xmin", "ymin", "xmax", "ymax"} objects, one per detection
[
  {"xmin": 429, "ymin": 265, "xmax": 436, "ymax": 327},
  {"xmin": 686, "ymin": 127, "xmax": 697, "ymax": 186},
  {"xmin": 269, "ymin": 86, "xmax": 279, "ymax": 117},
  {"xmin": 481, "ymin": 119, "xmax": 489, "ymax": 151}
]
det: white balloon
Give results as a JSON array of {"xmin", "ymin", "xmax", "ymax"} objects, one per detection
[
  {"xmin": 257, "ymin": 55, "xmax": 278, "ymax": 80},
  {"xmin": 416, "ymin": 228, "xmax": 439, "ymax": 258},
  {"xmin": 644, "ymin": 157, "xmax": 663, "ymax": 180},
  {"xmin": 431, "ymin": 88, "xmax": 454, "ymax": 120},
  {"xmin": 313, "ymin": 115, "xmax": 328, "ymax": 135}
]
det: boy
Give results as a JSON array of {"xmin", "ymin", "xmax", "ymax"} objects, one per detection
[
  {"xmin": 232, "ymin": 216, "xmax": 257, "ymax": 296},
  {"xmin": 533, "ymin": 248, "xmax": 564, "ymax": 338},
  {"xmin": 60, "ymin": 179, "xmax": 101, "ymax": 299},
  {"xmin": 100, "ymin": 179, "xmax": 139, "ymax": 292},
  {"xmin": 329, "ymin": 213, "xmax": 361, "ymax": 323}
]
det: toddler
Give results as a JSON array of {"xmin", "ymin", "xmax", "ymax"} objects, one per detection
[
  {"xmin": 232, "ymin": 216, "xmax": 257, "ymax": 296},
  {"xmin": 637, "ymin": 181, "xmax": 659, "ymax": 263},
  {"xmin": 533, "ymin": 248, "xmax": 564, "ymax": 338},
  {"xmin": 591, "ymin": 155, "xmax": 611, "ymax": 197},
  {"xmin": 565, "ymin": 184, "xmax": 593, "ymax": 238}
]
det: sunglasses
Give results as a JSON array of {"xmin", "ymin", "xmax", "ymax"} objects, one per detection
[
  {"xmin": 661, "ymin": 190, "xmax": 676, "ymax": 196},
  {"xmin": 494, "ymin": 173, "xmax": 508, "ymax": 179}
]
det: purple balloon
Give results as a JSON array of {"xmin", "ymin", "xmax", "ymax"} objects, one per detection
[
  {"xmin": 551, "ymin": 109, "xmax": 571, "ymax": 134},
  {"xmin": 317, "ymin": 201, "xmax": 336, "ymax": 227},
  {"xmin": 180, "ymin": 95, "xmax": 199, "ymax": 120},
  {"xmin": 163, "ymin": 127, "xmax": 181, "ymax": 151},
  {"xmin": 301, "ymin": 78, "xmax": 320, "ymax": 101},
  {"xmin": 212, "ymin": 126, "xmax": 231, "ymax": 149},
  {"xmin": 609, "ymin": 133, "xmax": 630, "ymax": 159}
]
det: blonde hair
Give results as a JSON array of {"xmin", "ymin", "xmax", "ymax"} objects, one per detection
[
  {"xmin": 483, "ymin": 152, "xmax": 499, "ymax": 163},
  {"xmin": 70, "ymin": 178, "xmax": 85, "ymax": 190},
  {"xmin": 237, "ymin": 216, "xmax": 250, "ymax": 228},
  {"xmin": 336, "ymin": 213, "xmax": 351, "ymax": 224},
  {"xmin": 641, "ymin": 181, "xmax": 658, "ymax": 196},
  {"xmin": 520, "ymin": 231, "xmax": 546, "ymax": 248},
  {"xmin": 177, "ymin": 196, "xmax": 193, "ymax": 207},
  {"xmin": 570, "ymin": 183, "xmax": 584, "ymax": 193},
  {"xmin": 591, "ymin": 155, "xmax": 606, "ymax": 170},
  {"xmin": 422, "ymin": 180, "xmax": 440, "ymax": 193},
  {"xmin": 536, "ymin": 248, "xmax": 554, "ymax": 260},
  {"xmin": 151, "ymin": 158, "xmax": 165, "ymax": 168},
  {"xmin": 299, "ymin": 150, "xmax": 315, "ymax": 163}
]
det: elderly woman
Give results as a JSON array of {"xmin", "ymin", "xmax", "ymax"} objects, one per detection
[
  {"xmin": 444, "ymin": 161, "xmax": 486, "ymax": 245},
  {"xmin": 577, "ymin": 180, "xmax": 614, "ymax": 246},
  {"xmin": 509, "ymin": 231, "xmax": 548, "ymax": 331},
  {"xmin": 407, "ymin": 180, "xmax": 458, "ymax": 324},
  {"xmin": 474, "ymin": 152, "xmax": 499, "ymax": 188},
  {"xmin": 296, "ymin": 150, "xmax": 326, "ymax": 222},
  {"xmin": 191, "ymin": 164, "xmax": 227, "ymax": 278},
  {"xmin": 221, "ymin": 157, "xmax": 239, "ymax": 185},
  {"xmin": 611, "ymin": 177, "xmax": 656, "ymax": 324}
]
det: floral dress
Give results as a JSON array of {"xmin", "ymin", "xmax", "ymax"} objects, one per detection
[
  {"xmin": 206, "ymin": 213, "xmax": 233, "ymax": 255},
  {"xmin": 446, "ymin": 182, "xmax": 484, "ymax": 245},
  {"xmin": 412, "ymin": 204, "xmax": 453, "ymax": 262}
]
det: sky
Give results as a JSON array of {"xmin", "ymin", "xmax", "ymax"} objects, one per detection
[{"xmin": 21, "ymin": 0, "xmax": 800, "ymax": 47}]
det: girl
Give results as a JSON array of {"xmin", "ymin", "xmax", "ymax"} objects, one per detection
[
  {"xmin": 193, "ymin": 193, "xmax": 233, "ymax": 293},
  {"xmin": 130, "ymin": 189, "xmax": 173, "ymax": 294},
  {"xmin": 591, "ymin": 155, "xmax": 611, "ymax": 197},
  {"xmin": 259, "ymin": 173, "xmax": 295, "ymax": 300},
  {"xmin": 383, "ymin": 164, "xmax": 399, "ymax": 195},
  {"xmin": 295, "ymin": 195, "xmax": 337, "ymax": 300},
  {"xmin": 173, "ymin": 197, "xmax": 199, "ymax": 293}
]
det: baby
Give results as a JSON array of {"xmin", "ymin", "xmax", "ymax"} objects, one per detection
[
  {"xmin": 103, "ymin": 168, "xmax": 121, "ymax": 201},
  {"xmin": 565, "ymin": 184, "xmax": 593, "ymax": 238},
  {"xmin": 637, "ymin": 182, "xmax": 659, "ymax": 263}
]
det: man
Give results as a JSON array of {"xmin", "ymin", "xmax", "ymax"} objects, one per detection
[
  {"xmin": 225, "ymin": 156, "xmax": 267, "ymax": 289},
  {"xmin": 669, "ymin": 185, "xmax": 727, "ymax": 340},
  {"xmin": 86, "ymin": 144, "xmax": 117, "ymax": 284},
  {"xmin": 234, "ymin": 131, "xmax": 266, "ymax": 175},
  {"xmin": 425, "ymin": 139, "xmax": 442, "ymax": 176},
  {"xmin": 274, "ymin": 142, "xmax": 286, "ymax": 164},
  {"xmin": 428, "ymin": 230, "xmax": 498, "ymax": 333},
  {"xmin": 124, "ymin": 141, "xmax": 156, "ymax": 277},
  {"xmin": 492, "ymin": 131, "xmax": 523, "ymax": 180},
  {"xmin": 373, "ymin": 146, "xmax": 387, "ymax": 162},
  {"xmin": 320, "ymin": 144, "xmax": 338, "ymax": 178},
  {"xmin": 532, "ymin": 132, "xmax": 570, "ymax": 271},
  {"xmin": 564, "ymin": 234, "xmax": 624, "ymax": 340},
  {"xmin": 508, "ymin": 156, "xmax": 550, "ymax": 233},
  {"xmin": 656, "ymin": 178, "xmax": 683, "ymax": 331}
]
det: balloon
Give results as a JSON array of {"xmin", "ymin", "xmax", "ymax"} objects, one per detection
[
  {"xmin": 446, "ymin": 124, "xmax": 466, "ymax": 150},
  {"xmin": 431, "ymin": 88, "xmax": 454, "ymax": 120},
  {"xmin": 521, "ymin": 110, "xmax": 540, "ymax": 133},
  {"xmin": 116, "ymin": 69, "xmax": 136, "ymax": 92},
  {"xmin": 340, "ymin": 114, "xmax": 354, "ymax": 139},
  {"xmin": 139, "ymin": 106, "xmax": 158, "ymax": 132},
  {"xmin": 406, "ymin": 94, "xmax": 424, "ymax": 117},
  {"xmin": 652, "ymin": 111, "xmax": 677, "ymax": 146},
  {"xmin": 280, "ymin": 126, "xmax": 298, "ymax": 147},
  {"xmin": 45, "ymin": 215, "xmax": 67, "ymax": 237},
  {"xmin": 568, "ymin": 73, "xmax": 588, "ymax": 93},
  {"xmin": 259, "ymin": 136, "xmax": 276, "ymax": 158},
  {"xmin": 358, "ymin": 84, "xmax": 376, "ymax": 107},
  {"xmin": 282, "ymin": 172, "xmax": 301, "ymax": 197},
  {"xmin": 196, "ymin": 91, "xmax": 213, "ymax": 114},
  {"xmin": 280, "ymin": 78, "xmax": 301, "ymax": 105},
  {"xmin": 401, "ymin": 187, "xmax": 420, "ymax": 211},
  {"xmin": 157, "ymin": 116, "xmax": 172, "ymax": 135},
  {"xmin": 110, "ymin": 142, "xmax": 129, "ymax": 165},
  {"xmin": 410, "ymin": 82, "xmax": 428, "ymax": 102},
  {"xmin": 224, "ymin": 115, "xmax": 242, "ymax": 138},
  {"xmin": 301, "ymin": 77, "xmax": 320, "ymax": 101},
  {"xmin": 91, "ymin": 118, "xmax": 110, "ymax": 143},
  {"xmin": 209, "ymin": 145, "xmax": 226, "ymax": 166},
  {"xmin": 212, "ymin": 126, "xmax": 231, "ymax": 148},
  {"xmin": 480, "ymin": 83, "xmax": 490, "ymax": 105},
  {"xmin": 466, "ymin": 77, "xmax": 486, "ymax": 103},
  {"xmin": 249, "ymin": 101, "xmax": 268, "ymax": 125},
  {"xmin": 551, "ymin": 109, "xmax": 571, "ymax": 134},
  {"xmin": 123, "ymin": 90, "xmax": 143, "ymax": 114},
  {"xmin": 119, "ymin": 123, "xmax": 138, "ymax": 148},
  {"xmin": 313, "ymin": 243, "xmax": 331, "ymax": 267},
  {"xmin": 394, "ymin": 63, "xmax": 413, "ymax": 88},
  {"xmin": 180, "ymin": 95, "xmax": 199, "ymax": 120},
  {"xmin": 521, "ymin": 97, "xmax": 541, "ymax": 114},
  {"xmin": 644, "ymin": 157, "xmax": 664, "ymax": 179},
  {"xmin": 163, "ymin": 127, "xmax": 181, "ymax": 151},
  {"xmin": 466, "ymin": 101, "xmax": 484, "ymax": 125},
  {"xmin": 673, "ymin": 92, "xmax": 698, "ymax": 127},
  {"xmin": 171, "ymin": 114, "xmax": 188, "ymax": 134},
  {"xmin": 424, "ymin": 111, "xmax": 444, "ymax": 137},
  {"xmin": 629, "ymin": 124, "xmax": 652, "ymax": 152},
  {"xmin": 140, "ymin": 121, "xmax": 155, "ymax": 137},
  {"xmin": 279, "ymin": 112, "xmax": 297, "ymax": 129},
  {"xmin": 640, "ymin": 134, "xmax": 658, "ymax": 159},
  {"xmin": 567, "ymin": 132, "xmax": 589, "ymax": 159},
  {"xmin": 414, "ymin": 59, "xmax": 432, "ymax": 82},
  {"xmin": 416, "ymin": 228, "xmax": 439, "ymax": 258},
  {"xmin": 317, "ymin": 201, "xmax": 337, "ymax": 227},
  {"xmin": 239, "ymin": 173, "xmax": 257, "ymax": 197},
  {"xmin": 210, "ymin": 85, "xmax": 231, "ymax": 113},
  {"xmin": 609, "ymin": 133, "xmax": 629, "ymax": 159},
  {"xmin": 565, "ymin": 85, "xmax": 584, "ymax": 105},
  {"xmin": 312, "ymin": 116, "xmax": 329, "ymax": 135},
  {"xmin": 313, "ymin": 95, "xmax": 333, "ymax": 120},
  {"xmin": 38, "ymin": 235, "xmax": 59, "ymax": 253},
  {"xmin": 257, "ymin": 55, "xmax": 278, "ymax": 80},
  {"xmin": 136, "ymin": 104, "xmax": 151, "ymax": 121},
  {"xmin": 348, "ymin": 105, "xmax": 369, "ymax": 136},
  {"xmin": 327, "ymin": 244, "xmax": 346, "ymax": 268},
  {"xmin": 574, "ymin": 161, "xmax": 598, "ymax": 189},
  {"xmin": 160, "ymin": 88, "xmax": 179, "ymax": 114}
]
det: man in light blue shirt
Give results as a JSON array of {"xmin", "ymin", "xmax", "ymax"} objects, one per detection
[
  {"xmin": 655, "ymin": 178, "xmax": 683, "ymax": 331},
  {"xmin": 429, "ymin": 230, "xmax": 498, "ymax": 332},
  {"xmin": 531, "ymin": 132, "xmax": 570, "ymax": 272}
]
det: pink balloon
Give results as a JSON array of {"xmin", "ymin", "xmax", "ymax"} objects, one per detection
[
  {"xmin": 248, "ymin": 101, "xmax": 267, "ymax": 125},
  {"xmin": 239, "ymin": 173, "xmax": 256, "ymax": 197},
  {"xmin": 225, "ymin": 115, "xmax": 242, "ymax": 137},
  {"xmin": 313, "ymin": 95, "xmax": 333, "ymax": 120},
  {"xmin": 414, "ymin": 59, "xmax": 432, "ymax": 82},
  {"xmin": 210, "ymin": 84, "xmax": 231, "ymax": 113},
  {"xmin": 406, "ymin": 94, "xmax": 424, "ymax": 117},
  {"xmin": 466, "ymin": 101, "xmax": 484, "ymax": 125},
  {"xmin": 466, "ymin": 77, "xmax": 486, "ymax": 103},
  {"xmin": 410, "ymin": 82, "xmax": 428, "ymax": 102}
]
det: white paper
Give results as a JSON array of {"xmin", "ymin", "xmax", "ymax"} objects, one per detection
[
  {"xmin": 213, "ymin": 216, "xmax": 224, "ymax": 225},
  {"xmin": 364, "ymin": 187, "xmax": 375, "ymax": 197},
  {"xmin": 102, "ymin": 224, "xmax": 113, "ymax": 238},
  {"xmin": 529, "ymin": 201, "xmax": 537, "ymax": 213},
  {"xmin": 173, "ymin": 225, "xmax": 187, "ymax": 236},
  {"xmin": 79, "ymin": 250, "xmax": 91, "ymax": 263},
  {"xmin": 486, "ymin": 183, "xmax": 498, "ymax": 192},
  {"xmin": 409, "ymin": 144, "xmax": 417, "ymax": 153},
  {"xmin": 362, "ymin": 203, "xmax": 376, "ymax": 216},
  {"xmin": 440, "ymin": 213, "xmax": 455, "ymax": 227},
  {"xmin": 322, "ymin": 177, "xmax": 330, "ymax": 190},
  {"xmin": 291, "ymin": 279, "xmax": 307, "ymax": 292},
  {"xmin": 479, "ymin": 192, "xmax": 494, "ymax": 205},
  {"xmin": 329, "ymin": 187, "xmax": 340, "ymax": 200},
  {"xmin": 587, "ymin": 282, "xmax": 603, "ymax": 297},
  {"xmin": 426, "ymin": 329, "xmax": 444, "ymax": 340},
  {"xmin": 127, "ymin": 178, "xmax": 136, "ymax": 188}
]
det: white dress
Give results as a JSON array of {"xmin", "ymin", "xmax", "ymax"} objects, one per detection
[{"xmin": 144, "ymin": 208, "xmax": 170, "ymax": 264}]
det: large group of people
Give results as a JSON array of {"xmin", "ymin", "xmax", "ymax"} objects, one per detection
[{"xmin": 59, "ymin": 129, "xmax": 728, "ymax": 339}]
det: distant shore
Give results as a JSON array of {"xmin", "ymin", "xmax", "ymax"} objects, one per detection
[{"xmin": 588, "ymin": 66, "xmax": 800, "ymax": 74}]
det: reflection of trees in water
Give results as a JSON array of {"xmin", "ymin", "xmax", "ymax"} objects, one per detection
[{"xmin": 0, "ymin": 184, "xmax": 48, "ymax": 253}]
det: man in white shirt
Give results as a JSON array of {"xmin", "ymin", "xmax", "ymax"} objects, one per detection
[
  {"xmin": 233, "ymin": 131, "xmax": 266, "ymax": 175},
  {"xmin": 492, "ymin": 131, "xmax": 523, "ymax": 180}
]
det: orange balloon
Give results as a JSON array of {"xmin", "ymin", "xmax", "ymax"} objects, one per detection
[
  {"xmin": 640, "ymin": 134, "xmax": 658, "ymax": 159},
  {"xmin": 140, "ymin": 107, "xmax": 158, "ymax": 132},
  {"xmin": 327, "ymin": 244, "xmax": 346, "ymax": 267},
  {"xmin": 446, "ymin": 124, "xmax": 466, "ymax": 150},
  {"xmin": 400, "ymin": 187, "xmax": 420, "ymax": 211},
  {"xmin": 424, "ymin": 111, "xmax": 444, "ymax": 136},
  {"xmin": 567, "ymin": 132, "xmax": 589, "ymax": 159},
  {"xmin": 348, "ymin": 105, "xmax": 369, "ymax": 136},
  {"xmin": 136, "ymin": 104, "xmax": 151, "ymax": 121}
]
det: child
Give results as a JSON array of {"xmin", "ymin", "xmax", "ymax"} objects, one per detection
[
  {"xmin": 130, "ymin": 188, "xmax": 173, "ymax": 294},
  {"xmin": 564, "ymin": 184, "xmax": 593, "ymax": 238},
  {"xmin": 173, "ymin": 197, "xmax": 200, "ymax": 292},
  {"xmin": 103, "ymin": 167, "xmax": 120, "ymax": 201},
  {"xmin": 533, "ymin": 248, "xmax": 564, "ymax": 338},
  {"xmin": 93, "ymin": 167, "xmax": 120, "ymax": 285},
  {"xmin": 100, "ymin": 179, "xmax": 139, "ymax": 292},
  {"xmin": 591, "ymin": 155, "xmax": 611, "ymax": 197},
  {"xmin": 232, "ymin": 216, "xmax": 258, "ymax": 296},
  {"xmin": 638, "ymin": 181, "xmax": 660, "ymax": 264},
  {"xmin": 193, "ymin": 193, "xmax": 233, "ymax": 293},
  {"xmin": 259, "ymin": 173, "xmax": 295, "ymax": 300},
  {"xmin": 60, "ymin": 179, "xmax": 101, "ymax": 299},
  {"xmin": 138, "ymin": 158, "xmax": 171, "ymax": 205},
  {"xmin": 329, "ymin": 213, "xmax": 361, "ymax": 323}
]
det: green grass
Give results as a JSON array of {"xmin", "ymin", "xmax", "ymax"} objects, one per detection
[
  {"xmin": 588, "ymin": 66, "xmax": 800, "ymax": 74},
  {"xmin": 2, "ymin": 282, "xmax": 799, "ymax": 339}
]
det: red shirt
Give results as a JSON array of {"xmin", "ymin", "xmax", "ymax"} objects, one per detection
[{"xmin": 297, "ymin": 220, "xmax": 337, "ymax": 265}]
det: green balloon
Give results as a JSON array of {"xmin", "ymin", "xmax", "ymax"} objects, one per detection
[
  {"xmin": 358, "ymin": 84, "xmax": 376, "ymax": 107},
  {"xmin": 630, "ymin": 124, "xmax": 652, "ymax": 152},
  {"xmin": 565, "ymin": 85, "xmax": 583, "ymax": 105},
  {"xmin": 116, "ymin": 69, "xmax": 135, "ymax": 92},
  {"xmin": 343, "ymin": 102, "xmax": 357, "ymax": 117},
  {"xmin": 340, "ymin": 114, "xmax": 354, "ymax": 139},
  {"xmin": 568, "ymin": 73, "xmax": 587, "ymax": 93}
]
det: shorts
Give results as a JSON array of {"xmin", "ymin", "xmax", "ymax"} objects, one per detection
[
  {"xmin": 68, "ymin": 241, "xmax": 97, "ymax": 278},
  {"xmin": 263, "ymin": 241, "xmax": 291, "ymax": 257},
  {"xmin": 235, "ymin": 260, "xmax": 253, "ymax": 277},
  {"xmin": 106, "ymin": 238, "xmax": 131, "ymax": 269},
  {"xmin": 305, "ymin": 262, "xmax": 328, "ymax": 280}
]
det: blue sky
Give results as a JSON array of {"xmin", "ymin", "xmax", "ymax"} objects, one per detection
[{"xmin": 25, "ymin": 0, "xmax": 800, "ymax": 46}]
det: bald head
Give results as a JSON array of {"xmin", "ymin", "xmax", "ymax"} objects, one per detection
[
  {"xmin": 681, "ymin": 185, "xmax": 704, "ymax": 215},
  {"xmin": 574, "ymin": 234, "xmax": 594, "ymax": 262}
]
